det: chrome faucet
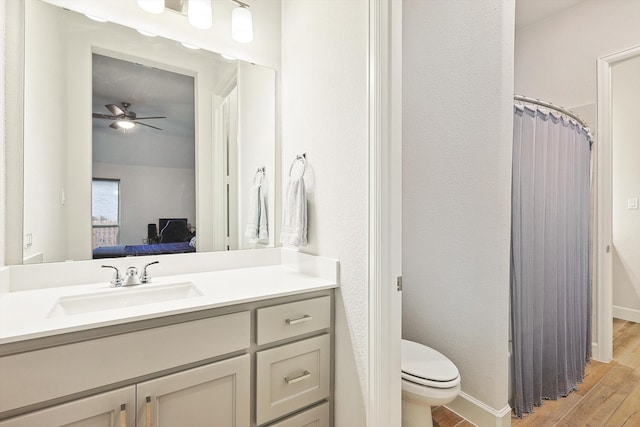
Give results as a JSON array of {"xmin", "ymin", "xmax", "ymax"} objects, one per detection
[
  {"xmin": 102, "ymin": 261, "xmax": 159, "ymax": 287},
  {"xmin": 141, "ymin": 261, "xmax": 159, "ymax": 284},
  {"xmin": 122, "ymin": 267, "xmax": 142, "ymax": 287},
  {"xmin": 101, "ymin": 265, "xmax": 123, "ymax": 287}
]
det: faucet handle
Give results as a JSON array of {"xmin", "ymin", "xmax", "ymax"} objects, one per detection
[
  {"xmin": 141, "ymin": 261, "xmax": 159, "ymax": 284},
  {"xmin": 101, "ymin": 265, "xmax": 123, "ymax": 287}
]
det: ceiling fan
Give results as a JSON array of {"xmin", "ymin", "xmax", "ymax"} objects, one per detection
[{"xmin": 92, "ymin": 102, "xmax": 166, "ymax": 130}]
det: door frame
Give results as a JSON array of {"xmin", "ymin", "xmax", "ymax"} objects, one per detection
[
  {"xmin": 594, "ymin": 44, "xmax": 640, "ymax": 362},
  {"xmin": 368, "ymin": 0, "xmax": 403, "ymax": 425}
]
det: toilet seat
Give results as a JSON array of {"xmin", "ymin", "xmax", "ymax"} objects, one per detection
[{"xmin": 401, "ymin": 339, "xmax": 460, "ymax": 389}]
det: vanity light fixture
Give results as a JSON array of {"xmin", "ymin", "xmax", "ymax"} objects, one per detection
[
  {"xmin": 188, "ymin": 0, "xmax": 213, "ymax": 30},
  {"xmin": 116, "ymin": 120, "xmax": 136, "ymax": 130},
  {"xmin": 136, "ymin": 29, "xmax": 158, "ymax": 37},
  {"xmin": 136, "ymin": 0, "xmax": 165, "ymax": 14},
  {"xmin": 180, "ymin": 42, "xmax": 201, "ymax": 50},
  {"xmin": 231, "ymin": 0, "xmax": 253, "ymax": 43},
  {"xmin": 85, "ymin": 14, "xmax": 108, "ymax": 23}
]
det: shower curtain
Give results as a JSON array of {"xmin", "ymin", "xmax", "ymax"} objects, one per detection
[{"xmin": 511, "ymin": 104, "xmax": 592, "ymax": 417}]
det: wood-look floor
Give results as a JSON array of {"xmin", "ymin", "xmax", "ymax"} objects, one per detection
[{"xmin": 432, "ymin": 319, "xmax": 640, "ymax": 427}]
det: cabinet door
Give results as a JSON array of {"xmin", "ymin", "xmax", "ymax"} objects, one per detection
[
  {"xmin": 136, "ymin": 354, "xmax": 250, "ymax": 427},
  {"xmin": 0, "ymin": 386, "xmax": 135, "ymax": 427}
]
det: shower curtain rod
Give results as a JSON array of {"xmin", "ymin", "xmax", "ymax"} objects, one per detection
[{"xmin": 514, "ymin": 94, "xmax": 590, "ymax": 131}]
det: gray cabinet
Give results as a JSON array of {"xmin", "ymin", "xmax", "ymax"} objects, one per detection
[
  {"xmin": 0, "ymin": 355, "xmax": 250, "ymax": 427},
  {"xmin": 267, "ymin": 403, "xmax": 330, "ymax": 427},
  {"xmin": 0, "ymin": 291, "xmax": 333, "ymax": 427},
  {"xmin": 137, "ymin": 354, "xmax": 250, "ymax": 427},
  {"xmin": 0, "ymin": 387, "xmax": 136, "ymax": 427},
  {"xmin": 256, "ymin": 296, "xmax": 332, "ymax": 426}
]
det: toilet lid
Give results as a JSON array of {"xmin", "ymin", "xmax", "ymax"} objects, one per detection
[{"xmin": 401, "ymin": 339, "xmax": 460, "ymax": 388}]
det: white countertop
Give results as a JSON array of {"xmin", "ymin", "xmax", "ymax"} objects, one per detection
[{"xmin": 0, "ymin": 250, "xmax": 339, "ymax": 345}]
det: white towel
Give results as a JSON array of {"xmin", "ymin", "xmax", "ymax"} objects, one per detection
[
  {"xmin": 245, "ymin": 182, "xmax": 269, "ymax": 242},
  {"xmin": 280, "ymin": 175, "xmax": 307, "ymax": 247}
]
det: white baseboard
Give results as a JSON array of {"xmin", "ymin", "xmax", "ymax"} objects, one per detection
[
  {"xmin": 446, "ymin": 391, "xmax": 512, "ymax": 427},
  {"xmin": 613, "ymin": 305, "xmax": 640, "ymax": 323}
]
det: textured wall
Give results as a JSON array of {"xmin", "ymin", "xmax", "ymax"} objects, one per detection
[
  {"xmin": 281, "ymin": 0, "xmax": 368, "ymax": 424},
  {"xmin": 0, "ymin": 1, "xmax": 7, "ymax": 267},
  {"xmin": 403, "ymin": 0, "xmax": 513, "ymax": 415},
  {"xmin": 515, "ymin": 0, "xmax": 640, "ymax": 109}
]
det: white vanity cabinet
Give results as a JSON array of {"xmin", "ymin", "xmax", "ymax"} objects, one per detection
[
  {"xmin": 0, "ymin": 355, "xmax": 250, "ymax": 427},
  {"xmin": 0, "ymin": 387, "xmax": 136, "ymax": 427},
  {"xmin": 256, "ymin": 296, "xmax": 332, "ymax": 427},
  {"xmin": 0, "ymin": 290, "xmax": 334, "ymax": 427},
  {"xmin": 136, "ymin": 354, "xmax": 250, "ymax": 427}
]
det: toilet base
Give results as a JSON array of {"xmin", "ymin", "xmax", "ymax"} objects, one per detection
[{"xmin": 402, "ymin": 390, "xmax": 434, "ymax": 427}]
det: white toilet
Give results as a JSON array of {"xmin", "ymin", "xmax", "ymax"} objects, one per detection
[{"xmin": 401, "ymin": 339, "xmax": 461, "ymax": 427}]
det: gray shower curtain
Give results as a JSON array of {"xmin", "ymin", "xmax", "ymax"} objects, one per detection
[{"xmin": 511, "ymin": 104, "xmax": 592, "ymax": 417}]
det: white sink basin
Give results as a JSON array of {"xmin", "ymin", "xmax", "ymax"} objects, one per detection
[{"xmin": 47, "ymin": 282, "xmax": 203, "ymax": 317}]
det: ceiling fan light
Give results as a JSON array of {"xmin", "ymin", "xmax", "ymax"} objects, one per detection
[
  {"xmin": 137, "ymin": 0, "xmax": 165, "ymax": 14},
  {"xmin": 188, "ymin": 0, "xmax": 213, "ymax": 30},
  {"xmin": 232, "ymin": 6, "xmax": 253, "ymax": 43},
  {"xmin": 116, "ymin": 120, "xmax": 136, "ymax": 130}
]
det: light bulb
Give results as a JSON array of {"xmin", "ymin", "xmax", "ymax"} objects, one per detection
[
  {"xmin": 85, "ymin": 14, "xmax": 108, "ymax": 23},
  {"xmin": 188, "ymin": 0, "xmax": 212, "ymax": 30},
  {"xmin": 232, "ymin": 7, "xmax": 253, "ymax": 43},
  {"xmin": 136, "ymin": 29, "xmax": 158, "ymax": 37},
  {"xmin": 116, "ymin": 120, "xmax": 135, "ymax": 130},
  {"xmin": 180, "ymin": 42, "xmax": 201, "ymax": 50},
  {"xmin": 136, "ymin": 0, "xmax": 165, "ymax": 14}
]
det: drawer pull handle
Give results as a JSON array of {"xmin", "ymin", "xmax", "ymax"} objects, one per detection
[
  {"xmin": 146, "ymin": 396, "xmax": 152, "ymax": 427},
  {"xmin": 285, "ymin": 370, "xmax": 311, "ymax": 384},
  {"xmin": 120, "ymin": 403, "xmax": 127, "ymax": 427},
  {"xmin": 286, "ymin": 315, "xmax": 312, "ymax": 325}
]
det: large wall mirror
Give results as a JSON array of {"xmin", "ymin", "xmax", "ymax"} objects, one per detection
[{"xmin": 21, "ymin": 0, "xmax": 276, "ymax": 264}]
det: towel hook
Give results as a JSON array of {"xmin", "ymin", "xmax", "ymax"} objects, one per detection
[
  {"xmin": 253, "ymin": 166, "xmax": 265, "ymax": 184},
  {"xmin": 289, "ymin": 153, "xmax": 306, "ymax": 178}
]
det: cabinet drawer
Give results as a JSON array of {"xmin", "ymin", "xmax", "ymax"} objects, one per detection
[
  {"xmin": 267, "ymin": 402, "xmax": 329, "ymax": 427},
  {"xmin": 256, "ymin": 334, "xmax": 330, "ymax": 425},
  {"xmin": 257, "ymin": 296, "xmax": 330, "ymax": 345}
]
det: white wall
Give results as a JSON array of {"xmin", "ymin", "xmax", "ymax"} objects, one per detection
[
  {"xmin": 515, "ymin": 0, "xmax": 640, "ymax": 123},
  {"xmin": 92, "ymin": 163, "xmax": 196, "ymax": 245},
  {"xmin": 22, "ymin": 1, "xmax": 67, "ymax": 263},
  {"xmin": 403, "ymin": 0, "xmax": 513, "ymax": 424},
  {"xmin": 281, "ymin": 1, "xmax": 368, "ymax": 425},
  {"xmin": 1, "ymin": 1, "xmax": 8, "ymax": 267},
  {"xmin": 611, "ymin": 56, "xmax": 640, "ymax": 317},
  {"xmin": 237, "ymin": 62, "xmax": 276, "ymax": 249}
]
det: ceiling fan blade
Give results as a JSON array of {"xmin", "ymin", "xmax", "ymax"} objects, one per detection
[
  {"xmin": 134, "ymin": 121, "xmax": 163, "ymax": 130},
  {"xmin": 134, "ymin": 116, "xmax": 167, "ymax": 120},
  {"xmin": 93, "ymin": 113, "xmax": 116, "ymax": 120},
  {"xmin": 106, "ymin": 104, "xmax": 125, "ymax": 116},
  {"xmin": 109, "ymin": 122, "xmax": 120, "ymax": 129}
]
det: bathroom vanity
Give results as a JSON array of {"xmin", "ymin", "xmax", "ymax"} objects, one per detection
[{"xmin": 0, "ymin": 249, "xmax": 337, "ymax": 427}]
